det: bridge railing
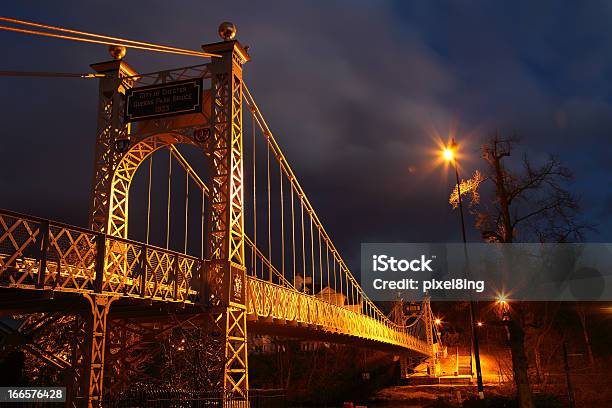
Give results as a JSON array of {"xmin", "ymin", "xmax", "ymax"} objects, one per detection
[
  {"xmin": 0, "ymin": 208, "xmax": 429, "ymax": 352},
  {"xmin": 246, "ymin": 277, "xmax": 430, "ymax": 354},
  {"xmin": 0, "ymin": 209, "xmax": 200, "ymax": 303}
]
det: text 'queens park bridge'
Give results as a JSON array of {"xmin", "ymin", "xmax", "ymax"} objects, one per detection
[{"xmin": 0, "ymin": 23, "xmax": 437, "ymax": 407}]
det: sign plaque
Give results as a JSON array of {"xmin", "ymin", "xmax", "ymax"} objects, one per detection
[
  {"xmin": 229, "ymin": 264, "xmax": 246, "ymax": 307},
  {"xmin": 125, "ymin": 78, "xmax": 203, "ymax": 122}
]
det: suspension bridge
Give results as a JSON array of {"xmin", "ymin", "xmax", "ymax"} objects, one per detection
[{"xmin": 0, "ymin": 20, "xmax": 439, "ymax": 407}]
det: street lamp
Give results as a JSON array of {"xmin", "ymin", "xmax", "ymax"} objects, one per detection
[
  {"xmin": 496, "ymin": 293, "xmax": 510, "ymax": 320},
  {"xmin": 443, "ymin": 147, "xmax": 454, "ymax": 162},
  {"xmin": 442, "ymin": 138, "xmax": 485, "ymax": 400}
]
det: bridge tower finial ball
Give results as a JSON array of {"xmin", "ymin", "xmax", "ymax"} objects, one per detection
[
  {"xmin": 108, "ymin": 45, "xmax": 127, "ymax": 60},
  {"xmin": 218, "ymin": 22, "xmax": 237, "ymax": 41}
]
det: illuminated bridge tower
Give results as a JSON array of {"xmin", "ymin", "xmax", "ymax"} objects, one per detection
[{"xmin": 86, "ymin": 23, "xmax": 250, "ymax": 406}]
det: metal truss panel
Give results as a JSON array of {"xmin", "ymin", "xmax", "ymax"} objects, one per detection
[
  {"xmin": 89, "ymin": 61, "xmax": 135, "ymax": 234},
  {"xmin": 246, "ymin": 277, "xmax": 432, "ymax": 356},
  {"xmin": 206, "ymin": 68, "xmax": 244, "ymax": 266},
  {"xmin": 0, "ymin": 33, "xmax": 441, "ymax": 407},
  {"xmin": 81, "ymin": 294, "xmax": 116, "ymax": 407}
]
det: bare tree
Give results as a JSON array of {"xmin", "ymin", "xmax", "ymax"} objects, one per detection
[
  {"xmin": 451, "ymin": 135, "xmax": 586, "ymax": 243},
  {"xmin": 449, "ymin": 134, "xmax": 589, "ymax": 408}
]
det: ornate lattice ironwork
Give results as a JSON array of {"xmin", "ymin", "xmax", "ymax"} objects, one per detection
[
  {"xmin": 246, "ymin": 277, "xmax": 431, "ymax": 355},
  {"xmin": 89, "ymin": 60, "xmax": 135, "ymax": 235},
  {"xmin": 0, "ymin": 210, "xmax": 201, "ymax": 302},
  {"xmin": 0, "ymin": 31, "xmax": 437, "ymax": 408}
]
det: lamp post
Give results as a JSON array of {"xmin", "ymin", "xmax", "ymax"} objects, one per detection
[{"xmin": 443, "ymin": 139, "xmax": 485, "ymax": 400}]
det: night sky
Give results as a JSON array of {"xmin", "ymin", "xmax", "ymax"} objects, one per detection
[{"xmin": 2, "ymin": 1, "xmax": 612, "ymax": 270}]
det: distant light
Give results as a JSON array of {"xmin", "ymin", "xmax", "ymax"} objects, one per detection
[
  {"xmin": 434, "ymin": 318, "xmax": 442, "ymax": 325},
  {"xmin": 477, "ymin": 321, "xmax": 484, "ymax": 327},
  {"xmin": 496, "ymin": 293, "xmax": 508, "ymax": 304}
]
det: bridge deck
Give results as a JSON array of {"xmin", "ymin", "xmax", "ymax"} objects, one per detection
[{"xmin": 0, "ymin": 210, "xmax": 430, "ymax": 355}]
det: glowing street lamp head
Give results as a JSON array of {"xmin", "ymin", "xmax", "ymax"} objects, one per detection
[
  {"xmin": 443, "ymin": 148, "xmax": 454, "ymax": 162},
  {"xmin": 434, "ymin": 318, "xmax": 442, "ymax": 325},
  {"xmin": 441, "ymin": 138, "xmax": 458, "ymax": 162},
  {"xmin": 496, "ymin": 293, "xmax": 508, "ymax": 305}
]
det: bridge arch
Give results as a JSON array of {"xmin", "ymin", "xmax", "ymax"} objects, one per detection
[{"xmin": 106, "ymin": 131, "xmax": 205, "ymax": 239}]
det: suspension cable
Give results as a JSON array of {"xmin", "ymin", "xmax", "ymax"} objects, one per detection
[
  {"xmin": 326, "ymin": 242, "xmax": 330, "ymax": 291},
  {"xmin": 244, "ymin": 236, "xmax": 291, "ymax": 286},
  {"xmin": 310, "ymin": 217, "xmax": 314, "ymax": 291},
  {"xmin": 146, "ymin": 155, "xmax": 153, "ymax": 245},
  {"xmin": 168, "ymin": 145, "xmax": 209, "ymax": 195},
  {"xmin": 252, "ymin": 111, "xmax": 257, "ymax": 278},
  {"xmin": 266, "ymin": 140, "xmax": 272, "ymax": 282},
  {"xmin": 301, "ymin": 198, "xmax": 306, "ymax": 293},
  {"xmin": 0, "ymin": 16, "xmax": 220, "ymax": 58},
  {"xmin": 166, "ymin": 145, "xmax": 209, "ymax": 258},
  {"xmin": 333, "ymin": 250, "xmax": 337, "ymax": 294},
  {"xmin": 184, "ymin": 169, "xmax": 189, "ymax": 254},
  {"xmin": 201, "ymin": 191, "xmax": 205, "ymax": 259},
  {"xmin": 166, "ymin": 148, "xmax": 172, "ymax": 249},
  {"xmin": 318, "ymin": 229, "xmax": 322, "ymax": 292},
  {"xmin": 291, "ymin": 185, "xmax": 296, "ymax": 288},
  {"xmin": 279, "ymin": 162, "xmax": 285, "ymax": 280},
  {"xmin": 338, "ymin": 252, "xmax": 343, "ymax": 299},
  {"xmin": 0, "ymin": 70, "xmax": 104, "ymax": 78},
  {"xmin": 244, "ymin": 83, "xmax": 411, "ymax": 328}
]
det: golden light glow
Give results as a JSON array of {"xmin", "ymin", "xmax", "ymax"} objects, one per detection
[
  {"xmin": 434, "ymin": 318, "xmax": 442, "ymax": 325},
  {"xmin": 496, "ymin": 293, "xmax": 508, "ymax": 304},
  {"xmin": 477, "ymin": 321, "xmax": 484, "ymax": 327},
  {"xmin": 443, "ymin": 148, "xmax": 454, "ymax": 162},
  {"xmin": 425, "ymin": 127, "xmax": 475, "ymax": 181}
]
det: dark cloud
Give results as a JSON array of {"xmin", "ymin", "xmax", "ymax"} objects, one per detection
[{"xmin": 1, "ymin": 1, "xmax": 611, "ymax": 272}]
